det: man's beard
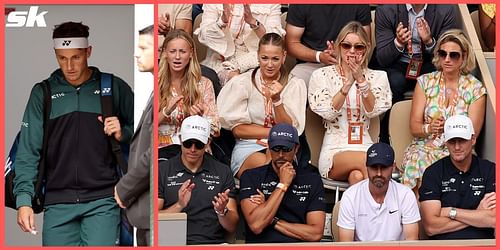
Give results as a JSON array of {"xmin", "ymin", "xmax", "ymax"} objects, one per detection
[{"xmin": 371, "ymin": 177, "xmax": 386, "ymax": 188}]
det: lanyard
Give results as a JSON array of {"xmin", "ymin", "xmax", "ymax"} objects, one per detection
[
  {"xmin": 339, "ymin": 65, "xmax": 361, "ymax": 122},
  {"xmin": 346, "ymin": 90, "xmax": 361, "ymax": 122},
  {"xmin": 407, "ymin": 17, "xmax": 424, "ymax": 59}
]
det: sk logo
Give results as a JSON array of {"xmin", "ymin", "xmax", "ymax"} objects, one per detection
[
  {"xmin": 6, "ymin": 6, "xmax": 48, "ymax": 27},
  {"xmin": 62, "ymin": 40, "xmax": 71, "ymax": 46}
]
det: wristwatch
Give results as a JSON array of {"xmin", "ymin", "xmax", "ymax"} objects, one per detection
[
  {"xmin": 250, "ymin": 19, "xmax": 260, "ymax": 30},
  {"xmin": 271, "ymin": 216, "xmax": 280, "ymax": 228},
  {"xmin": 448, "ymin": 207, "xmax": 457, "ymax": 220},
  {"xmin": 215, "ymin": 207, "xmax": 228, "ymax": 216},
  {"xmin": 276, "ymin": 183, "xmax": 288, "ymax": 192}
]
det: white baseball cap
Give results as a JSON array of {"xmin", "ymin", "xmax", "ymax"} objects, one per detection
[
  {"xmin": 180, "ymin": 115, "xmax": 211, "ymax": 144},
  {"xmin": 444, "ymin": 115, "xmax": 474, "ymax": 142}
]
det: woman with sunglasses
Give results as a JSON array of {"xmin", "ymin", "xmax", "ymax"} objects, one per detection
[
  {"xmin": 217, "ymin": 32, "xmax": 307, "ymax": 178},
  {"xmin": 308, "ymin": 21, "xmax": 392, "ymax": 185},
  {"xmin": 158, "ymin": 29, "xmax": 220, "ymax": 158},
  {"xmin": 401, "ymin": 29, "xmax": 486, "ymax": 195}
]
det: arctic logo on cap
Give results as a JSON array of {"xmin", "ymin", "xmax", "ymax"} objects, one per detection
[
  {"xmin": 451, "ymin": 124, "xmax": 468, "ymax": 129},
  {"xmin": 368, "ymin": 150, "xmax": 377, "ymax": 158},
  {"xmin": 190, "ymin": 124, "xmax": 207, "ymax": 132},
  {"xmin": 275, "ymin": 132, "xmax": 293, "ymax": 138}
]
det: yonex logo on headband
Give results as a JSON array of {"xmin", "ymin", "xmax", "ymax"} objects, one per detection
[{"xmin": 54, "ymin": 37, "xmax": 89, "ymax": 49}]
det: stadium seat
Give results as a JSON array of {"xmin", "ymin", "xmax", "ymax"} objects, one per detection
[
  {"xmin": 388, "ymin": 100, "xmax": 413, "ymax": 174},
  {"xmin": 193, "ymin": 14, "xmax": 207, "ymax": 61}
]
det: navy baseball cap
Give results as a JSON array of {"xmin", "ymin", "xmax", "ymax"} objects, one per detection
[
  {"xmin": 366, "ymin": 142, "xmax": 395, "ymax": 167},
  {"xmin": 268, "ymin": 123, "xmax": 299, "ymax": 150}
]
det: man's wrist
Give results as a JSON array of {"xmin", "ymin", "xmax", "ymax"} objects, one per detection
[
  {"xmin": 315, "ymin": 51, "xmax": 321, "ymax": 63},
  {"xmin": 424, "ymin": 37, "xmax": 435, "ymax": 49},
  {"xmin": 16, "ymin": 194, "xmax": 32, "ymax": 209},
  {"xmin": 215, "ymin": 207, "xmax": 229, "ymax": 216},
  {"xmin": 394, "ymin": 38, "xmax": 405, "ymax": 52},
  {"xmin": 271, "ymin": 216, "xmax": 280, "ymax": 228},
  {"xmin": 276, "ymin": 183, "xmax": 288, "ymax": 192},
  {"xmin": 448, "ymin": 207, "xmax": 457, "ymax": 220},
  {"xmin": 174, "ymin": 202, "xmax": 185, "ymax": 211}
]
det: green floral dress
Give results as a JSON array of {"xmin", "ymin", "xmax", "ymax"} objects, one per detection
[{"xmin": 401, "ymin": 71, "xmax": 486, "ymax": 189}]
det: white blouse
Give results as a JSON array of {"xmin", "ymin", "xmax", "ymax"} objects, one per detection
[
  {"xmin": 217, "ymin": 69, "xmax": 307, "ymax": 135},
  {"xmin": 194, "ymin": 4, "xmax": 284, "ymax": 74}
]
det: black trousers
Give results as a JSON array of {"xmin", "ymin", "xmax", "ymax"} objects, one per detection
[{"xmin": 136, "ymin": 228, "xmax": 150, "ymax": 246}]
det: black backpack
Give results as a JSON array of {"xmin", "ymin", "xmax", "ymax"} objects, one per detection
[
  {"xmin": 100, "ymin": 73, "xmax": 133, "ymax": 246},
  {"xmin": 5, "ymin": 80, "xmax": 51, "ymax": 214}
]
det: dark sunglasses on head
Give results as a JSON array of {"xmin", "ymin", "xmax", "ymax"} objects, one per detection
[
  {"xmin": 437, "ymin": 49, "xmax": 462, "ymax": 61},
  {"xmin": 182, "ymin": 139, "xmax": 205, "ymax": 150},
  {"xmin": 270, "ymin": 145, "xmax": 293, "ymax": 153},
  {"xmin": 340, "ymin": 42, "xmax": 366, "ymax": 51}
]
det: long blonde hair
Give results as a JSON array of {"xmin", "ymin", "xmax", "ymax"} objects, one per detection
[
  {"xmin": 158, "ymin": 29, "xmax": 202, "ymax": 114},
  {"xmin": 334, "ymin": 21, "xmax": 371, "ymax": 70}
]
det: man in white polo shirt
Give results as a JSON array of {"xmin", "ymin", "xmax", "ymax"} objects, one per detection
[{"xmin": 337, "ymin": 142, "xmax": 420, "ymax": 241}]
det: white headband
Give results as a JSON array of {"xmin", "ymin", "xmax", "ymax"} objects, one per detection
[{"xmin": 53, "ymin": 37, "xmax": 89, "ymax": 49}]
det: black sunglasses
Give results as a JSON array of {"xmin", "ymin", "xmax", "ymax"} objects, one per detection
[
  {"xmin": 270, "ymin": 145, "xmax": 293, "ymax": 153},
  {"xmin": 437, "ymin": 49, "xmax": 462, "ymax": 61},
  {"xmin": 340, "ymin": 42, "xmax": 366, "ymax": 51},
  {"xmin": 182, "ymin": 139, "xmax": 205, "ymax": 150}
]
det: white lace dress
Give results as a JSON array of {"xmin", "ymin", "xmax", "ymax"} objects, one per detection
[{"xmin": 308, "ymin": 66, "xmax": 392, "ymax": 178}]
